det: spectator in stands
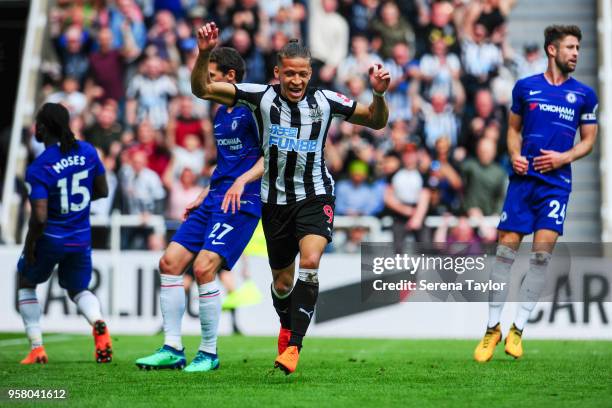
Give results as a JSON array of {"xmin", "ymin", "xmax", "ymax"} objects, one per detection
[
  {"xmin": 460, "ymin": 22, "xmax": 503, "ymax": 98},
  {"xmin": 335, "ymin": 160, "xmax": 384, "ymax": 216},
  {"xmin": 45, "ymin": 76, "xmax": 87, "ymax": 117},
  {"xmin": 461, "ymin": 137, "xmax": 506, "ymax": 216},
  {"xmin": 128, "ymin": 120, "xmax": 171, "ymax": 178},
  {"xmin": 418, "ymin": 37, "xmax": 464, "ymax": 102},
  {"xmin": 87, "ymin": 27, "xmax": 139, "ymax": 105},
  {"xmin": 426, "ymin": 137, "xmax": 462, "ymax": 213},
  {"xmin": 370, "ymin": 1, "xmax": 415, "ymax": 60},
  {"xmin": 90, "ymin": 147, "xmax": 119, "ymax": 222},
  {"xmin": 464, "ymin": 0, "xmax": 515, "ymax": 42},
  {"xmin": 56, "ymin": 25, "xmax": 90, "ymax": 85},
  {"xmin": 119, "ymin": 149, "xmax": 166, "ymax": 216},
  {"xmin": 433, "ymin": 213, "xmax": 481, "ymax": 247},
  {"xmin": 126, "ymin": 56, "xmax": 177, "ymax": 130},
  {"xmin": 268, "ymin": 4, "xmax": 301, "ymax": 40},
  {"xmin": 415, "ymin": 0, "xmax": 459, "ymax": 57},
  {"xmin": 84, "ymin": 99, "xmax": 123, "ymax": 158},
  {"xmin": 345, "ymin": 0, "xmax": 380, "ymax": 37},
  {"xmin": 233, "ymin": 0, "xmax": 261, "ymax": 38},
  {"xmin": 229, "ymin": 28, "xmax": 266, "ymax": 83},
  {"xmin": 385, "ymin": 144, "xmax": 431, "ymax": 252},
  {"xmin": 309, "ymin": 0, "xmax": 350, "ymax": 88},
  {"xmin": 163, "ymin": 133, "xmax": 206, "ymax": 184},
  {"xmin": 109, "ymin": 0, "xmax": 147, "ymax": 50},
  {"xmin": 419, "ymin": 92, "xmax": 460, "ymax": 149},
  {"xmin": 460, "ymin": 88, "xmax": 506, "ymax": 157},
  {"xmin": 166, "ymin": 95, "xmax": 208, "ymax": 149},
  {"xmin": 176, "ymin": 49, "xmax": 210, "ymax": 117},
  {"xmin": 146, "ymin": 10, "xmax": 180, "ymax": 67},
  {"xmin": 384, "ymin": 42, "xmax": 420, "ymax": 123},
  {"xmin": 514, "ymin": 42, "xmax": 547, "ymax": 79},
  {"xmin": 345, "ymin": 75, "xmax": 372, "ymax": 106},
  {"xmin": 336, "ymin": 34, "xmax": 383, "ymax": 92},
  {"xmin": 166, "ymin": 167, "xmax": 203, "ymax": 221}
]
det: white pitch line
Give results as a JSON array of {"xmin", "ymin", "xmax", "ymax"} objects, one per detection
[{"xmin": 0, "ymin": 334, "xmax": 79, "ymax": 348}]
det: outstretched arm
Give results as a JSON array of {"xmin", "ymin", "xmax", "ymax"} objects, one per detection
[
  {"xmin": 348, "ymin": 64, "xmax": 390, "ymax": 130},
  {"xmin": 191, "ymin": 22, "xmax": 236, "ymax": 105}
]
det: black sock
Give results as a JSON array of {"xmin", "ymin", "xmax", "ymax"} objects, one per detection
[
  {"xmin": 289, "ymin": 278, "xmax": 319, "ymax": 349},
  {"xmin": 271, "ymin": 285, "xmax": 292, "ymax": 329}
]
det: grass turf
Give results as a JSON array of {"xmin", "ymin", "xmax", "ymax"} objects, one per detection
[{"xmin": 0, "ymin": 333, "xmax": 610, "ymax": 407}]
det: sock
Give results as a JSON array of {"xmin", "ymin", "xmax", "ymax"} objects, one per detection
[
  {"xmin": 160, "ymin": 274, "xmax": 185, "ymax": 350},
  {"xmin": 271, "ymin": 283, "xmax": 293, "ymax": 329},
  {"xmin": 198, "ymin": 281, "xmax": 221, "ymax": 355},
  {"xmin": 514, "ymin": 251, "xmax": 552, "ymax": 330},
  {"xmin": 487, "ymin": 245, "xmax": 516, "ymax": 327},
  {"xmin": 18, "ymin": 288, "xmax": 43, "ymax": 349},
  {"xmin": 289, "ymin": 268, "xmax": 319, "ymax": 349},
  {"xmin": 72, "ymin": 291, "xmax": 103, "ymax": 325}
]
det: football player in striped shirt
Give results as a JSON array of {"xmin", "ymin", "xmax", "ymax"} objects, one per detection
[{"xmin": 192, "ymin": 22, "xmax": 390, "ymax": 374}]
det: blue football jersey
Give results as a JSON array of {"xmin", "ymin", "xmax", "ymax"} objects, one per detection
[
  {"xmin": 511, "ymin": 73, "xmax": 598, "ymax": 191},
  {"xmin": 25, "ymin": 141, "xmax": 105, "ymax": 246},
  {"xmin": 203, "ymin": 105, "xmax": 262, "ymax": 216}
]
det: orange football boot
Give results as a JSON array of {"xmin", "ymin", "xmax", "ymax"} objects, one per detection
[
  {"xmin": 274, "ymin": 345, "xmax": 300, "ymax": 375},
  {"xmin": 278, "ymin": 327, "xmax": 291, "ymax": 355},
  {"xmin": 93, "ymin": 320, "xmax": 112, "ymax": 363},
  {"xmin": 20, "ymin": 346, "xmax": 48, "ymax": 364}
]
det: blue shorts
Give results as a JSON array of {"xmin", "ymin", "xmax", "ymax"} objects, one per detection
[
  {"xmin": 171, "ymin": 205, "xmax": 260, "ymax": 270},
  {"xmin": 18, "ymin": 236, "xmax": 92, "ymax": 291},
  {"xmin": 498, "ymin": 176, "xmax": 570, "ymax": 235}
]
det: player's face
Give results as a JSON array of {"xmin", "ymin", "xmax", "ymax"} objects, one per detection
[
  {"xmin": 553, "ymin": 35, "xmax": 580, "ymax": 73},
  {"xmin": 275, "ymin": 57, "xmax": 312, "ymax": 103},
  {"xmin": 209, "ymin": 62, "xmax": 236, "ymax": 84}
]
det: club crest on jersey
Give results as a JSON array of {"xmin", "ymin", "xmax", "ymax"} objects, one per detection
[
  {"xmin": 566, "ymin": 92, "xmax": 577, "ymax": 104},
  {"xmin": 268, "ymin": 124, "xmax": 317, "ymax": 152},
  {"xmin": 309, "ymin": 104, "xmax": 323, "ymax": 122}
]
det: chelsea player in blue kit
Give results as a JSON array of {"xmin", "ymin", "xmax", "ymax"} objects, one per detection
[
  {"xmin": 136, "ymin": 47, "xmax": 263, "ymax": 372},
  {"xmin": 474, "ymin": 25, "xmax": 598, "ymax": 362},
  {"xmin": 17, "ymin": 103, "xmax": 112, "ymax": 364}
]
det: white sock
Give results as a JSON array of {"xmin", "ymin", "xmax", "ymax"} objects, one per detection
[
  {"xmin": 514, "ymin": 251, "xmax": 552, "ymax": 330},
  {"xmin": 198, "ymin": 281, "xmax": 221, "ymax": 355},
  {"xmin": 72, "ymin": 291, "xmax": 103, "ymax": 325},
  {"xmin": 487, "ymin": 245, "xmax": 516, "ymax": 327},
  {"xmin": 18, "ymin": 289, "xmax": 43, "ymax": 349},
  {"xmin": 160, "ymin": 274, "xmax": 185, "ymax": 350}
]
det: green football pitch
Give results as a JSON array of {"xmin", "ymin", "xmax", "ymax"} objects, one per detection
[{"xmin": 0, "ymin": 333, "xmax": 610, "ymax": 407}]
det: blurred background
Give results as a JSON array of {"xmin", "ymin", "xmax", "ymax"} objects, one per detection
[{"xmin": 0, "ymin": 0, "xmax": 610, "ymax": 339}]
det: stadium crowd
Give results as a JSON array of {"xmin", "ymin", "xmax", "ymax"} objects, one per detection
[{"xmin": 28, "ymin": 0, "xmax": 547, "ymax": 251}]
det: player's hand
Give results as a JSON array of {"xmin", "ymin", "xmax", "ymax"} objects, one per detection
[
  {"xmin": 511, "ymin": 154, "xmax": 529, "ymax": 175},
  {"xmin": 222, "ymin": 181, "xmax": 245, "ymax": 214},
  {"xmin": 368, "ymin": 63, "xmax": 391, "ymax": 95},
  {"xmin": 196, "ymin": 22, "xmax": 219, "ymax": 53},
  {"xmin": 533, "ymin": 149, "xmax": 570, "ymax": 173},
  {"xmin": 183, "ymin": 191, "xmax": 207, "ymax": 221}
]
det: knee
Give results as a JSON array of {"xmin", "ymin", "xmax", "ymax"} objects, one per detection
[
  {"xmin": 159, "ymin": 254, "xmax": 182, "ymax": 276},
  {"xmin": 193, "ymin": 252, "xmax": 220, "ymax": 283},
  {"xmin": 299, "ymin": 253, "xmax": 321, "ymax": 270},
  {"xmin": 273, "ymin": 277, "xmax": 293, "ymax": 295}
]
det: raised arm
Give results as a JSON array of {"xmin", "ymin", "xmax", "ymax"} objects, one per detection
[
  {"xmin": 191, "ymin": 22, "xmax": 236, "ymax": 105},
  {"xmin": 347, "ymin": 64, "xmax": 390, "ymax": 130}
]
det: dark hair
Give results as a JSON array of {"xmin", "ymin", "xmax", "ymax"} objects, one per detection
[
  {"xmin": 544, "ymin": 25, "xmax": 582, "ymax": 57},
  {"xmin": 210, "ymin": 47, "xmax": 246, "ymax": 82},
  {"xmin": 277, "ymin": 39, "xmax": 311, "ymax": 65},
  {"xmin": 36, "ymin": 103, "xmax": 77, "ymax": 153}
]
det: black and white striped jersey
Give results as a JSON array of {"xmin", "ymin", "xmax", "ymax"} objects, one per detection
[{"xmin": 232, "ymin": 83, "xmax": 357, "ymax": 205}]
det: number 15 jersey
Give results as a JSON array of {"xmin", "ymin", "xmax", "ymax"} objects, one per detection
[{"xmin": 25, "ymin": 141, "xmax": 105, "ymax": 247}]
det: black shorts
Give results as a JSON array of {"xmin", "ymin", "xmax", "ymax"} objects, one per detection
[{"xmin": 262, "ymin": 195, "xmax": 335, "ymax": 269}]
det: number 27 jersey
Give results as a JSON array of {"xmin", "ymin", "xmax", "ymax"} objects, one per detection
[{"xmin": 25, "ymin": 141, "xmax": 105, "ymax": 247}]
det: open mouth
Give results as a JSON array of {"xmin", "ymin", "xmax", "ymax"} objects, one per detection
[{"xmin": 288, "ymin": 87, "xmax": 303, "ymax": 99}]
